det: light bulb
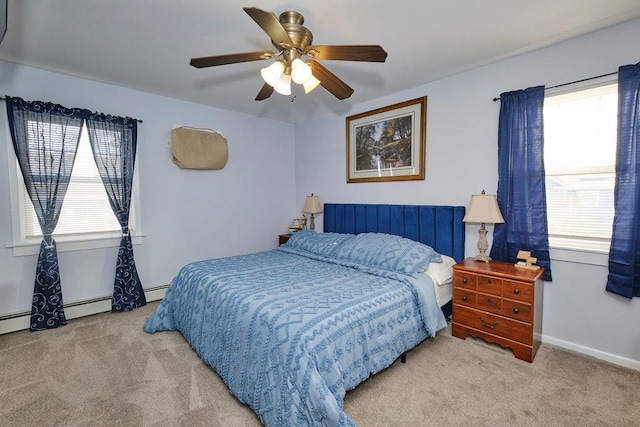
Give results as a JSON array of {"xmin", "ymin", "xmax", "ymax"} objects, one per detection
[
  {"xmin": 303, "ymin": 75, "xmax": 321, "ymax": 94},
  {"xmin": 260, "ymin": 61, "xmax": 284, "ymax": 87},
  {"xmin": 291, "ymin": 59, "xmax": 312, "ymax": 84},
  {"xmin": 274, "ymin": 74, "xmax": 292, "ymax": 95}
]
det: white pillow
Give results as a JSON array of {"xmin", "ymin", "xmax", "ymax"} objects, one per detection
[{"xmin": 424, "ymin": 255, "xmax": 456, "ymax": 286}]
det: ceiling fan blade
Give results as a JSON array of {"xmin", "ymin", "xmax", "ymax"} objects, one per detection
[
  {"xmin": 255, "ymin": 83, "xmax": 274, "ymax": 101},
  {"xmin": 306, "ymin": 45, "xmax": 388, "ymax": 62},
  {"xmin": 190, "ymin": 51, "xmax": 275, "ymax": 68},
  {"xmin": 307, "ymin": 60, "xmax": 354, "ymax": 100},
  {"xmin": 243, "ymin": 7, "xmax": 294, "ymax": 49}
]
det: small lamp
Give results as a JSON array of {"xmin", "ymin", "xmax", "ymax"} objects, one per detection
[
  {"xmin": 274, "ymin": 73, "xmax": 292, "ymax": 96},
  {"xmin": 302, "ymin": 193, "xmax": 322, "ymax": 230},
  {"xmin": 260, "ymin": 61, "xmax": 285, "ymax": 87},
  {"xmin": 291, "ymin": 58, "xmax": 312, "ymax": 84},
  {"xmin": 463, "ymin": 190, "xmax": 505, "ymax": 262},
  {"xmin": 303, "ymin": 75, "xmax": 321, "ymax": 93}
]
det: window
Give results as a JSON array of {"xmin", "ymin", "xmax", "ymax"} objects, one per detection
[
  {"xmin": 544, "ymin": 83, "xmax": 617, "ymax": 253},
  {"xmin": 8, "ymin": 122, "xmax": 141, "ymax": 256}
]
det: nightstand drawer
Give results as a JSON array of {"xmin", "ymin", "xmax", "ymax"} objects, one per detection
[
  {"xmin": 453, "ymin": 288, "xmax": 477, "ymax": 308},
  {"xmin": 454, "ymin": 305, "xmax": 532, "ymax": 345},
  {"xmin": 477, "ymin": 292, "xmax": 502, "ymax": 312},
  {"xmin": 477, "ymin": 274, "xmax": 502, "ymax": 295},
  {"xmin": 502, "ymin": 298, "xmax": 532, "ymax": 323},
  {"xmin": 503, "ymin": 279, "xmax": 533, "ymax": 302},
  {"xmin": 453, "ymin": 272, "xmax": 477, "ymax": 290}
]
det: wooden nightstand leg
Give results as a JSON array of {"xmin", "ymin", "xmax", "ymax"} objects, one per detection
[
  {"xmin": 452, "ymin": 323, "xmax": 468, "ymax": 340},
  {"xmin": 511, "ymin": 345, "xmax": 534, "ymax": 363}
]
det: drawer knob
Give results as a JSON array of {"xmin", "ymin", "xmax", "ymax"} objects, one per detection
[
  {"xmin": 514, "ymin": 289, "xmax": 520, "ymax": 295},
  {"xmin": 513, "ymin": 307, "xmax": 520, "ymax": 314},
  {"xmin": 479, "ymin": 317, "xmax": 499, "ymax": 329},
  {"xmin": 462, "ymin": 278, "xmax": 468, "ymax": 284},
  {"xmin": 487, "ymin": 298, "xmax": 492, "ymax": 303},
  {"xmin": 462, "ymin": 295, "xmax": 468, "ymax": 301},
  {"xmin": 487, "ymin": 279, "xmax": 492, "ymax": 283}
]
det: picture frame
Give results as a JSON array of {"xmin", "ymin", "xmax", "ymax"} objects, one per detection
[{"xmin": 346, "ymin": 96, "xmax": 427, "ymax": 183}]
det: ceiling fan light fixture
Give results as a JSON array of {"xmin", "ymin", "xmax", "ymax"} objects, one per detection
[
  {"xmin": 260, "ymin": 61, "xmax": 285, "ymax": 87},
  {"xmin": 303, "ymin": 75, "xmax": 321, "ymax": 94},
  {"xmin": 274, "ymin": 73, "xmax": 292, "ymax": 95},
  {"xmin": 291, "ymin": 58, "xmax": 312, "ymax": 84},
  {"xmin": 191, "ymin": 8, "xmax": 387, "ymax": 101}
]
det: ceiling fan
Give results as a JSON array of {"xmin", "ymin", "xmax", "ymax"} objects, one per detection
[{"xmin": 190, "ymin": 7, "xmax": 388, "ymax": 101}]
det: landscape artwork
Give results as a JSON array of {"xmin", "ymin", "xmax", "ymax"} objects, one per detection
[{"xmin": 346, "ymin": 97, "xmax": 426, "ymax": 183}]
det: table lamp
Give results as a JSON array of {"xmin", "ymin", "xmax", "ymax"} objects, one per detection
[
  {"xmin": 302, "ymin": 193, "xmax": 322, "ymax": 230},
  {"xmin": 463, "ymin": 190, "xmax": 505, "ymax": 262}
]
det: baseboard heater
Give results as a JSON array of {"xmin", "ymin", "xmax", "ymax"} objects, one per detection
[{"xmin": 0, "ymin": 284, "xmax": 168, "ymax": 335}]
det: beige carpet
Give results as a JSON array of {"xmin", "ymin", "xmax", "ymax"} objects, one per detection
[{"xmin": 1, "ymin": 302, "xmax": 639, "ymax": 426}]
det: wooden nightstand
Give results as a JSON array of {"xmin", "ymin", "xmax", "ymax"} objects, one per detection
[
  {"xmin": 452, "ymin": 257, "xmax": 545, "ymax": 362},
  {"xmin": 278, "ymin": 234, "xmax": 291, "ymax": 246}
]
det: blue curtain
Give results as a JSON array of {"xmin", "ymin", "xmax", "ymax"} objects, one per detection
[
  {"xmin": 606, "ymin": 62, "xmax": 640, "ymax": 299},
  {"xmin": 5, "ymin": 97, "xmax": 88, "ymax": 330},
  {"xmin": 490, "ymin": 86, "xmax": 552, "ymax": 281},
  {"xmin": 86, "ymin": 113, "xmax": 146, "ymax": 311}
]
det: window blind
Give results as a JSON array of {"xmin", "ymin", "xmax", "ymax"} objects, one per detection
[
  {"xmin": 544, "ymin": 83, "xmax": 617, "ymax": 250},
  {"xmin": 21, "ymin": 125, "xmax": 133, "ymax": 238}
]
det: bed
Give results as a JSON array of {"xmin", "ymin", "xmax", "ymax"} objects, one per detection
[{"xmin": 144, "ymin": 203, "xmax": 465, "ymax": 426}]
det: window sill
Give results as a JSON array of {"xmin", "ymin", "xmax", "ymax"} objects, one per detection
[
  {"xmin": 549, "ymin": 246, "xmax": 608, "ymax": 267},
  {"xmin": 7, "ymin": 233, "xmax": 144, "ymax": 257}
]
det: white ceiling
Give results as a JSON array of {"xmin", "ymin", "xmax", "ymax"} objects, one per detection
[{"xmin": 2, "ymin": 0, "xmax": 640, "ymax": 124}]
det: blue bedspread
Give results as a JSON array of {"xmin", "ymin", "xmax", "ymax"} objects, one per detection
[{"xmin": 144, "ymin": 246, "xmax": 446, "ymax": 426}]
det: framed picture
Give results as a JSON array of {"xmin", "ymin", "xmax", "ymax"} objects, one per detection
[{"xmin": 346, "ymin": 96, "xmax": 427, "ymax": 183}]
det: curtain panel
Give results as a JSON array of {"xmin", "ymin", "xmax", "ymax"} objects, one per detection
[
  {"xmin": 490, "ymin": 86, "xmax": 553, "ymax": 281},
  {"xmin": 5, "ymin": 96, "xmax": 89, "ymax": 330},
  {"xmin": 86, "ymin": 114, "xmax": 146, "ymax": 311},
  {"xmin": 606, "ymin": 62, "xmax": 640, "ymax": 299}
]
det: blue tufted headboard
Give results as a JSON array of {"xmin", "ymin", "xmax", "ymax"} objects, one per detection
[{"xmin": 323, "ymin": 204, "xmax": 466, "ymax": 261}]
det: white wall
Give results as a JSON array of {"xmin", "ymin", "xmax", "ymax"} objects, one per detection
[
  {"xmin": 0, "ymin": 61, "xmax": 296, "ymax": 316},
  {"xmin": 295, "ymin": 18, "xmax": 640, "ymax": 367}
]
